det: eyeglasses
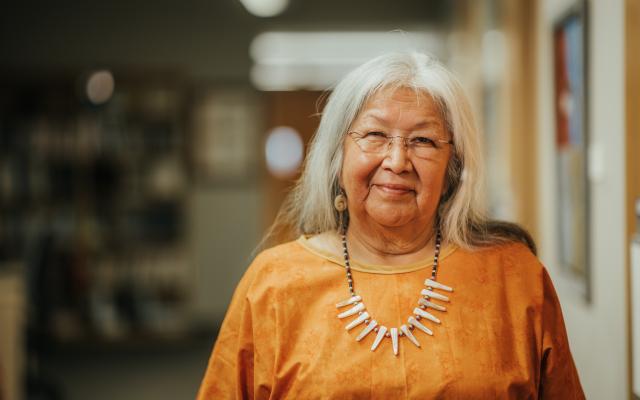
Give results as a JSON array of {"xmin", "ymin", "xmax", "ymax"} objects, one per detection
[{"xmin": 348, "ymin": 131, "xmax": 453, "ymax": 159}]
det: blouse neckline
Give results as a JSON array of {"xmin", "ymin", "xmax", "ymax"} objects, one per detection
[{"xmin": 296, "ymin": 234, "xmax": 458, "ymax": 275}]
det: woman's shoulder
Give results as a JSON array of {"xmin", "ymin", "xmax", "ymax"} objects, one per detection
[
  {"xmin": 449, "ymin": 241, "xmax": 547, "ymax": 305},
  {"xmin": 452, "ymin": 240, "xmax": 543, "ymax": 277},
  {"xmin": 250, "ymin": 239, "xmax": 312, "ymax": 272},
  {"xmin": 489, "ymin": 240, "xmax": 539, "ymax": 261},
  {"xmin": 242, "ymin": 237, "xmax": 333, "ymax": 291},
  {"xmin": 263, "ymin": 231, "xmax": 345, "ymax": 268}
]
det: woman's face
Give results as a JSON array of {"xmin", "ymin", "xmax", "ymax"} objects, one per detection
[{"xmin": 341, "ymin": 87, "xmax": 452, "ymax": 230}]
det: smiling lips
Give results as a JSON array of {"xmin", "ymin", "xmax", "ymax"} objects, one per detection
[{"xmin": 374, "ymin": 183, "xmax": 415, "ymax": 196}]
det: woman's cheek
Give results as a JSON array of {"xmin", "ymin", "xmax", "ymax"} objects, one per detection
[{"xmin": 343, "ymin": 155, "xmax": 379, "ymax": 201}]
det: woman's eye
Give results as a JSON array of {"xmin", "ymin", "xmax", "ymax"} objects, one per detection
[
  {"xmin": 412, "ymin": 136, "xmax": 436, "ymax": 146},
  {"xmin": 365, "ymin": 131, "xmax": 387, "ymax": 138}
]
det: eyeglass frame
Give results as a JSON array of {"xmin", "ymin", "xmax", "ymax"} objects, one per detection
[{"xmin": 347, "ymin": 130, "xmax": 454, "ymax": 159}]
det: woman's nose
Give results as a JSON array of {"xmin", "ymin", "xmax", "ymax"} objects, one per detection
[{"xmin": 383, "ymin": 137, "xmax": 412, "ymax": 173}]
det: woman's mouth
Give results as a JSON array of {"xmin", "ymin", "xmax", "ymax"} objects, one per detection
[{"xmin": 373, "ymin": 184, "xmax": 415, "ymax": 195}]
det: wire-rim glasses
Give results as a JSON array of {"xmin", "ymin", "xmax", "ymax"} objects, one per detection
[{"xmin": 348, "ymin": 131, "xmax": 453, "ymax": 159}]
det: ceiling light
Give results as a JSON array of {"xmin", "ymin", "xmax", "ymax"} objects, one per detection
[{"xmin": 239, "ymin": 0, "xmax": 289, "ymax": 17}]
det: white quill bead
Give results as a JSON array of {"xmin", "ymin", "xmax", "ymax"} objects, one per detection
[
  {"xmin": 345, "ymin": 312, "xmax": 369, "ymax": 330},
  {"xmin": 400, "ymin": 324, "xmax": 420, "ymax": 347},
  {"xmin": 335, "ymin": 295, "xmax": 362, "ymax": 308},
  {"xmin": 408, "ymin": 316, "xmax": 433, "ymax": 335},
  {"xmin": 420, "ymin": 289, "xmax": 450, "ymax": 302},
  {"xmin": 371, "ymin": 326, "xmax": 387, "ymax": 351},
  {"xmin": 419, "ymin": 298, "xmax": 447, "ymax": 311},
  {"xmin": 356, "ymin": 320, "xmax": 378, "ymax": 341},
  {"xmin": 413, "ymin": 307, "xmax": 441, "ymax": 324},
  {"xmin": 337, "ymin": 302, "xmax": 365, "ymax": 319},
  {"xmin": 424, "ymin": 279, "xmax": 453, "ymax": 292},
  {"xmin": 390, "ymin": 328, "xmax": 399, "ymax": 356}
]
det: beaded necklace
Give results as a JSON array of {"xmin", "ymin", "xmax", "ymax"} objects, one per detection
[{"xmin": 335, "ymin": 228, "xmax": 454, "ymax": 355}]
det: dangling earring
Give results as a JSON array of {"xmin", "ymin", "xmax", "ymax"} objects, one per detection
[
  {"xmin": 334, "ymin": 192, "xmax": 347, "ymax": 212},
  {"xmin": 334, "ymin": 191, "xmax": 347, "ymax": 233}
]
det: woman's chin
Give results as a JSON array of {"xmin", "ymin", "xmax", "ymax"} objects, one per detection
[{"xmin": 364, "ymin": 208, "xmax": 415, "ymax": 228}]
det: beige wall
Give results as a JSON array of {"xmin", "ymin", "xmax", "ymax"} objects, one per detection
[
  {"xmin": 536, "ymin": 0, "xmax": 628, "ymax": 398},
  {"xmin": 187, "ymin": 185, "xmax": 264, "ymax": 323}
]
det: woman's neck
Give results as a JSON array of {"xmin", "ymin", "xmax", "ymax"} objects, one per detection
[{"xmin": 344, "ymin": 219, "xmax": 437, "ymax": 266}]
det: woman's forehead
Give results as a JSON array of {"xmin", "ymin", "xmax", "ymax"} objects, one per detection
[{"xmin": 355, "ymin": 87, "xmax": 444, "ymax": 126}]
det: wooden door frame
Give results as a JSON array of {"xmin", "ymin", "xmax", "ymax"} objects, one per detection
[{"xmin": 626, "ymin": 0, "xmax": 640, "ymax": 398}]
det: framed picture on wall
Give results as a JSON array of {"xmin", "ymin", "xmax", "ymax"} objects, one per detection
[
  {"xmin": 190, "ymin": 88, "xmax": 262, "ymax": 185},
  {"xmin": 553, "ymin": 0, "xmax": 591, "ymax": 302}
]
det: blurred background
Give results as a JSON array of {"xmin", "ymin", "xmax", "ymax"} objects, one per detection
[{"xmin": 0, "ymin": 0, "xmax": 639, "ymax": 399}]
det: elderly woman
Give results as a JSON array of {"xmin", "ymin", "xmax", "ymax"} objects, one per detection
[{"xmin": 197, "ymin": 52, "xmax": 585, "ymax": 399}]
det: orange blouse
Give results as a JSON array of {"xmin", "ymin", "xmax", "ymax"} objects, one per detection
[{"xmin": 197, "ymin": 237, "xmax": 585, "ymax": 399}]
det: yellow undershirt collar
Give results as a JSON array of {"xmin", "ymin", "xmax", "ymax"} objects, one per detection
[{"xmin": 297, "ymin": 234, "xmax": 457, "ymax": 275}]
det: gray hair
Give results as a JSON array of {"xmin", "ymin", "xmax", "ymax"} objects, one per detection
[{"xmin": 268, "ymin": 51, "xmax": 535, "ymax": 253}]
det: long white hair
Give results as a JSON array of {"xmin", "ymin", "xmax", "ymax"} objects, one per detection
[{"xmin": 267, "ymin": 51, "xmax": 535, "ymax": 252}]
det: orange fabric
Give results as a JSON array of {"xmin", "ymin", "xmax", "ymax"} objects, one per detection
[{"xmin": 197, "ymin": 238, "xmax": 585, "ymax": 400}]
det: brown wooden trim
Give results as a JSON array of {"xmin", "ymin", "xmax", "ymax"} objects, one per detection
[
  {"xmin": 626, "ymin": 0, "xmax": 640, "ymax": 398},
  {"xmin": 502, "ymin": 0, "xmax": 539, "ymax": 241},
  {"xmin": 262, "ymin": 91, "xmax": 324, "ymax": 242}
]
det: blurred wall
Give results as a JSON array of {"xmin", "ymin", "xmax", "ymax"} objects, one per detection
[
  {"xmin": 0, "ymin": 3, "xmax": 460, "ymax": 399},
  {"xmin": 187, "ymin": 186, "xmax": 264, "ymax": 323},
  {"xmin": 536, "ymin": 0, "xmax": 628, "ymax": 398},
  {"xmin": 0, "ymin": 0, "xmax": 454, "ymax": 327},
  {"xmin": 0, "ymin": 0, "xmax": 451, "ymax": 82}
]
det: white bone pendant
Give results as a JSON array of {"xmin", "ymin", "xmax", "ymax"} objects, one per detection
[
  {"xmin": 420, "ymin": 289, "xmax": 450, "ymax": 302},
  {"xmin": 356, "ymin": 320, "xmax": 378, "ymax": 341},
  {"xmin": 400, "ymin": 324, "xmax": 420, "ymax": 347},
  {"xmin": 371, "ymin": 326, "xmax": 388, "ymax": 351},
  {"xmin": 336, "ymin": 295, "xmax": 362, "ymax": 308},
  {"xmin": 345, "ymin": 312, "xmax": 370, "ymax": 330},
  {"xmin": 414, "ymin": 307, "xmax": 441, "ymax": 324},
  {"xmin": 424, "ymin": 279, "xmax": 453, "ymax": 292},
  {"xmin": 390, "ymin": 328, "xmax": 399, "ymax": 356},
  {"xmin": 419, "ymin": 298, "xmax": 447, "ymax": 312},
  {"xmin": 338, "ymin": 302, "xmax": 365, "ymax": 319},
  {"xmin": 408, "ymin": 316, "xmax": 433, "ymax": 335}
]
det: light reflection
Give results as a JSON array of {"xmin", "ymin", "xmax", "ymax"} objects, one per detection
[
  {"xmin": 239, "ymin": 0, "xmax": 289, "ymax": 17},
  {"xmin": 265, "ymin": 126, "xmax": 303, "ymax": 178},
  {"xmin": 85, "ymin": 70, "xmax": 115, "ymax": 105},
  {"xmin": 249, "ymin": 31, "xmax": 445, "ymax": 90}
]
